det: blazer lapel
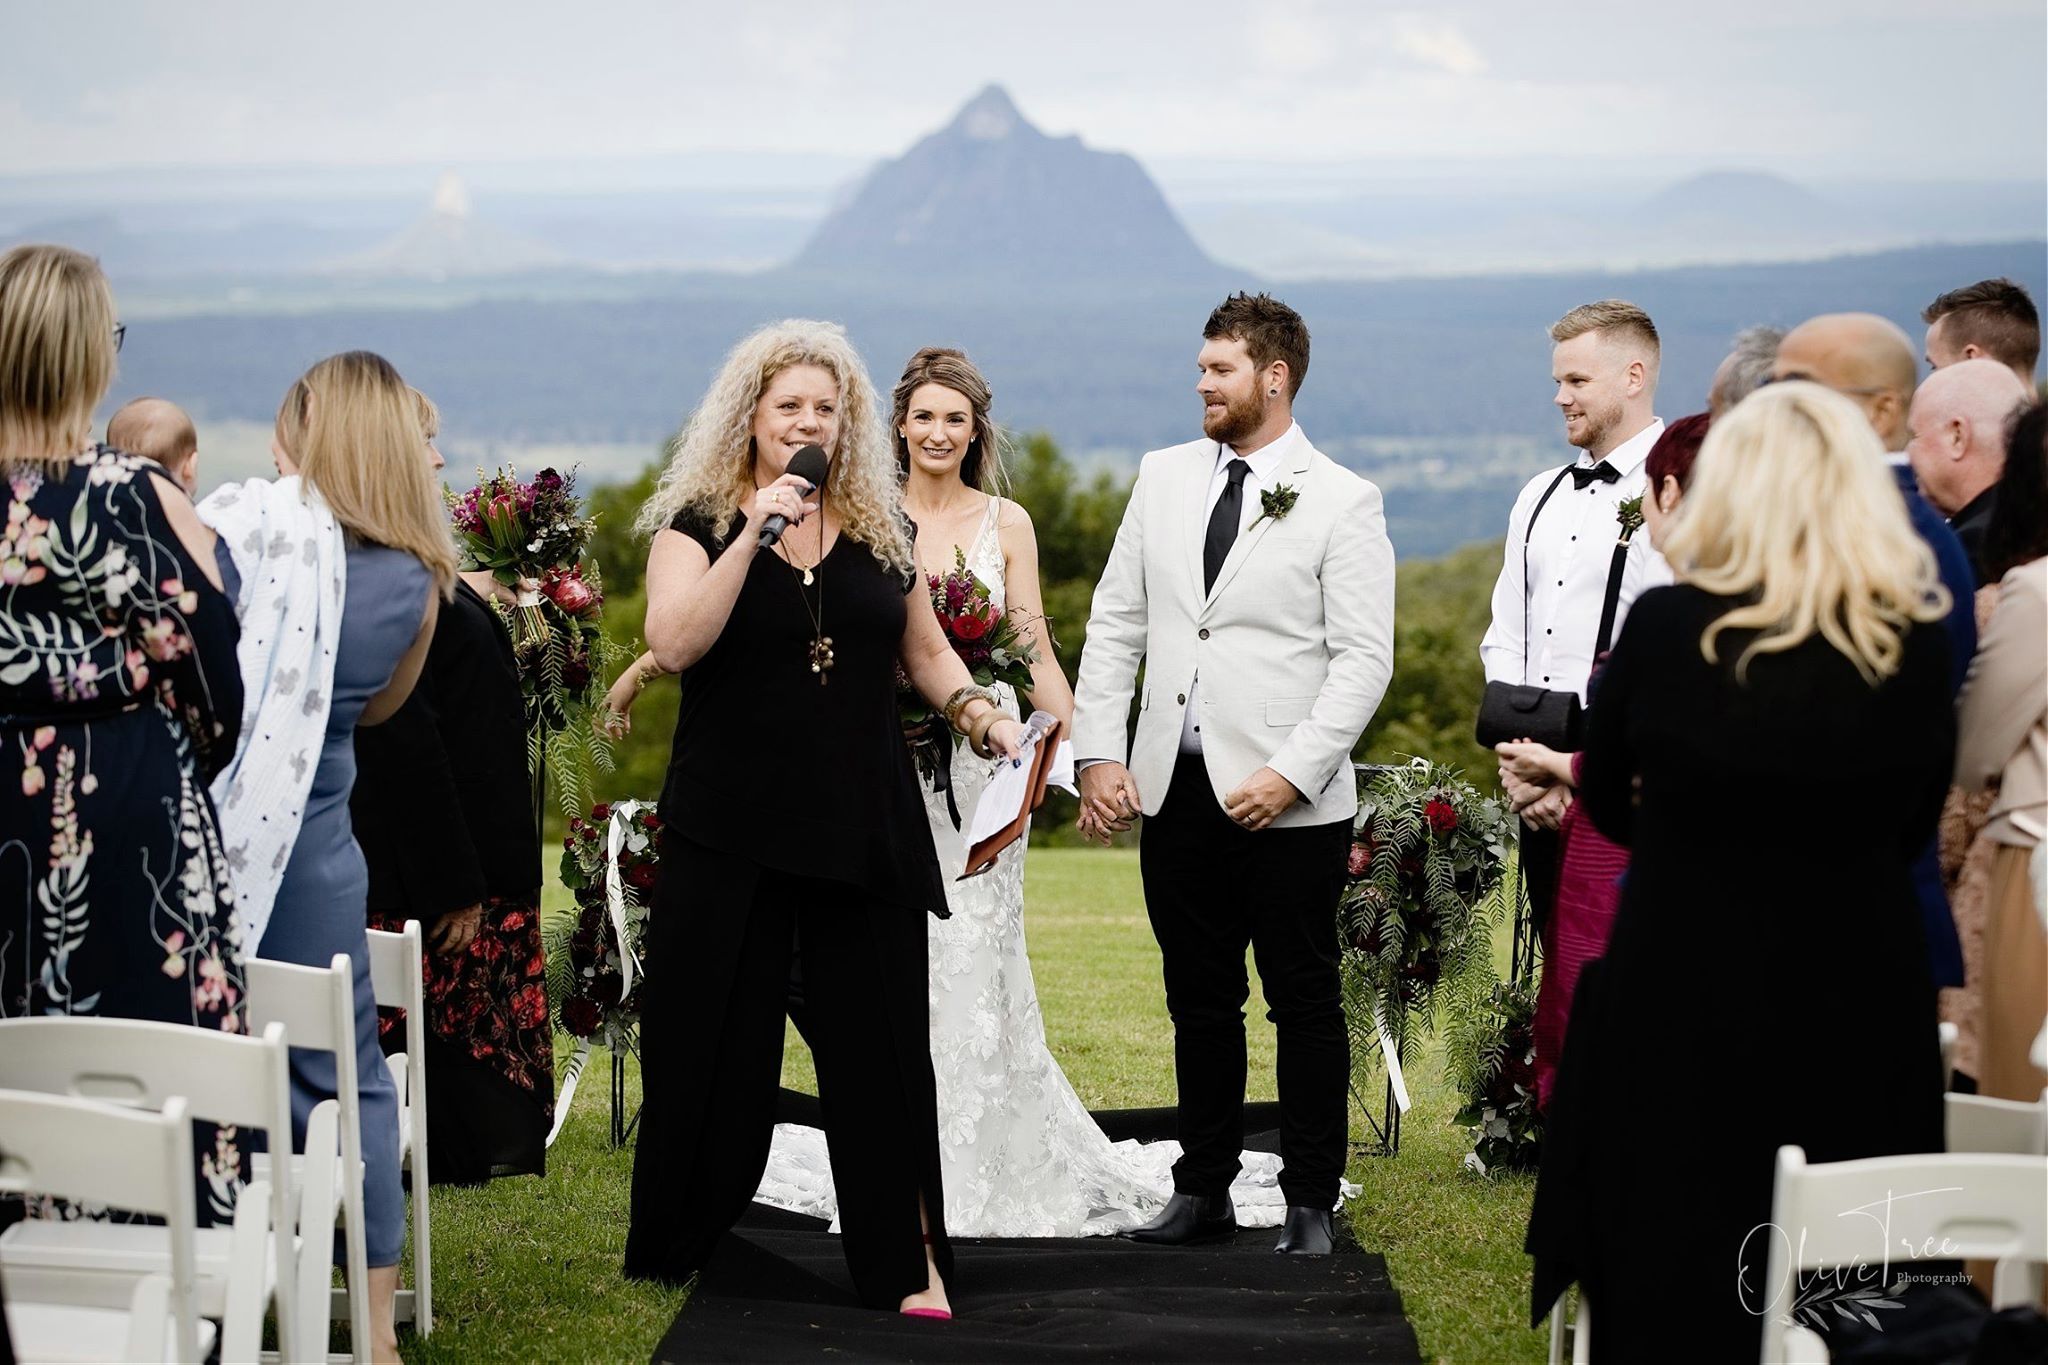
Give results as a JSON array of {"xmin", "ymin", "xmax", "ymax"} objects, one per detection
[
  {"xmin": 1184, "ymin": 442, "xmax": 1217, "ymax": 605},
  {"xmin": 1202, "ymin": 435, "xmax": 1315, "ymax": 609}
]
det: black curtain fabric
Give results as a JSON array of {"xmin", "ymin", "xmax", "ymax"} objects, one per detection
[{"xmin": 652, "ymin": 1093, "xmax": 1423, "ymax": 1363}]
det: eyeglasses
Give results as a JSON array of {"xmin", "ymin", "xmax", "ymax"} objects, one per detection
[
  {"xmin": 1762, "ymin": 371, "xmax": 1887, "ymax": 398},
  {"xmin": 112, "ymin": 323, "xmax": 126, "ymax": 354}
]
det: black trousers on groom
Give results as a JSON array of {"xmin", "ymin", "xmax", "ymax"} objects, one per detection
[{"xmin": 1139, "ymin": 753, "xmax": 1352, "ymax": 1210}]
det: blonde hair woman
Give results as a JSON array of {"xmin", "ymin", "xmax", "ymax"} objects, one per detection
[
  {"xmin": 624, "ymin": 320, "xmax": 1024, "ymax": 1320},
  {"xmin": 202, "ymin": 349, "xmax": 452, "ymax": 1363},
  {"xmin": 0, "ymin": 244, "xmax": 253, "ymax": 1227},
  {"xmin": 1527, "ymin": 382, "xmax": 1956, "ymax": 1361}
]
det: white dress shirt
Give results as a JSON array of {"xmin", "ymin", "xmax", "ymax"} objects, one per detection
[
  {"xmin": 1181, "ymin": 424, "xmax": 1299, "ymax": 752},
  {"xmin": 1480, "ymin": 419, "xmax": 1672, "ymax": 703}
]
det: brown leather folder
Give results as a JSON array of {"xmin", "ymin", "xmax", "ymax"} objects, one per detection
[{"xmin": 959, "ymin": 718, "xmax": 1063, "ymax": 880}]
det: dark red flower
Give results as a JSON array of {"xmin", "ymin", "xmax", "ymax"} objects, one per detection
[
  {"xmin": 561, "ymin": 653, "xmax": 592, "ymax": 692},
  {"xmin": 541, "ymin": 566, "xmax": 600, "ymax": 617},
  {"xmin": 642, "ymin": 811, "xmax": 662, "ymax": 831},
  {"xmin": 951, "ymin": 610, "xmax": 990, "ymax": 642},
  {"xmin": 1424, "ymin": 797, "xmax": 1459, "ymax": 837},
  {"xmin": 562, "ymin": 997, "xmax": 602, "ymax": 1037},
  {"xmin": 511, "ymin": 983, "xmax": 548, "ymax": 1029},
  {"xmin": 590, "ymin": 972, "xmax": 622, "ymax": 1007},
  {"xmin": 590, "ymin": 803, "xmax": 612, "ymax": 822},
  {"xmin": 624, "ymin": 859, "xmax": 658, "ymax": 891}
]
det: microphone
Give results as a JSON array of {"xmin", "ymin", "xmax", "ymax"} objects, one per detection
[{"xmin": 757, "ymin": 444, "xmax": 830, "ymax": 549}]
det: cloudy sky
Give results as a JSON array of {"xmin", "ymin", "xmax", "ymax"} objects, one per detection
[{"xmin": 4, "ymin": 0, "xmax": 2042, "ymax": 183}]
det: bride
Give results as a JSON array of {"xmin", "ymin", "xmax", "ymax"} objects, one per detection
[{"xmin": 754, "ymin": 347, "xmax": 1300, "ymax": 1236}]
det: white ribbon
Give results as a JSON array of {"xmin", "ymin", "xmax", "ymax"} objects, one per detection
[
  {"xmin": 605, "ymin": 799, "xmax": 649, "ymax": 999},
  {"xmin": 1372, "ymin": 1003, "xmax": 1412, "ymax": 1113}
]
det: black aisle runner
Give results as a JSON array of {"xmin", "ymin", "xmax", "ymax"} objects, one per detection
[{"xmin": 653, "ymin": 1092, "xmax": 1423, "ymax": 1363}]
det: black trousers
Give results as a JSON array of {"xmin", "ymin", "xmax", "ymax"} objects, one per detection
[
  {"xmin": 1520, "ymin": 823, "xmax": 1561, "ymax": 947},
  {"xmin": 1138, "ymin": 753, "xmax": 1352, "ymax": 1208},
  {"xmin": 624, "ymin": 834, "xmax": 950, "ymax": 1308}
]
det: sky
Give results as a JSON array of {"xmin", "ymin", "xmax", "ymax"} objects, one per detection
[{"xmin": 3, "ymin": 0, "xmax": 2043, "ymax": 184}]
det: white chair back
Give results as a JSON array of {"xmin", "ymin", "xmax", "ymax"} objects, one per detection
[
  {"xmin": 1946, "ymin": 1088, "xmax": 2048, "ymax": 1157},
  {"xmin": 246, "ymin": 951, "xmax": 373, "ymax": 1359},
  {"xmin": 1939, "ymin": 1021, "xmax": 1959, "ymax": 1086},
  {"xmin": 1760, "ymin": 1144, "xmax": 2048, "ymax": 1363},
  {"xmin": 0, "ymin": 1016, "xmax": 298, "ymax": 1359},
  {"xmin": 366, "ymin": 920, "xmax": 433, "ymax": 1335},
  {"xmin": 0, "ymin": 1091, "xmax": 204, "ymax": 1363}
]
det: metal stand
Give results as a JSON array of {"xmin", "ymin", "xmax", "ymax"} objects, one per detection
[
  {"xmin": 609, "ymin": 1047, "xmax": 641, "ymax": 1150},
  {"xmin": 1506, "ymin": 834, "xmax": 1542, "ymax": 990},
  {"xmin": 1357, "ymin": 1071, "xmax": 1404, "ymax": 1156}
]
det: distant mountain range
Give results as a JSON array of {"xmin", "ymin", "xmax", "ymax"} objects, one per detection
[
  {"xmin": 792, "ymin": 85, "xmax": 1219, "ymax": 283},
  {"xmin": 10, "ymin": 85, "xmax": 2036, "ymax": 286}
]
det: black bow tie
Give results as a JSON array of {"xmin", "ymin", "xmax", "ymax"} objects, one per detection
[{"xmin": 1569, "ymin": 461, "xmax": 1620, "ymax": 489}]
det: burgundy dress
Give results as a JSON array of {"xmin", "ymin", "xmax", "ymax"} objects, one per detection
[{"xmin": 1533, "ymin": 757, "xmax": 1630, "ymax": 1112}]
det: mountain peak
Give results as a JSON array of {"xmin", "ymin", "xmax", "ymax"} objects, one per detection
[
  {"xmin": 793, "ymin": 85, "xmax": 1219, "ymax": 283},
  {"xmin": 949, "ymin": 84, "xmax": 1028, "ymax": 141}
]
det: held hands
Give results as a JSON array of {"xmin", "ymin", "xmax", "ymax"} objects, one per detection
[
  {"xmin": 1223, "ymin": 766, "xmax": 1301, "ymax": 833},
  {"xmin": 1077, "ymin": 761, "xmax": 1141, "ymax": 845},
  {"xmin": 429, "ymin": 904, "xmax": 484, "ymax": 955},
  {"xmin": 1496, "ymin": 739, "xmax": 1573, "ymax": 787},
  {"xmin": 1517, "ymin": 781, "xmax": 1572, "ymax": 832},
  {"xmin": 748, "ymin": 473, "xmax": 819, "ymax": 533}
]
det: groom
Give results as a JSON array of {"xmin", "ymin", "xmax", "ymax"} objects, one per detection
[{"xmin": 1073, "ymin": 292, "xmax": 1396, "ymax": 1254}]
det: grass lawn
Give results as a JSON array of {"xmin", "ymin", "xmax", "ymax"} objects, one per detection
[{"xmin": 399, "ymin": 848, "xmax": 1543, "ymax": 1363}]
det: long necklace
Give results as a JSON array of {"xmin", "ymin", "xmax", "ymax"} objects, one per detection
[{"xmin": 780, "ymin": 501, "xmax": 833, "ymax": 683}]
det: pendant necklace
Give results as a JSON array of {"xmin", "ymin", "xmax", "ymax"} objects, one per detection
[{"xmin": 781, "ymin": 501, "xmax": 833, "ymax": 683}]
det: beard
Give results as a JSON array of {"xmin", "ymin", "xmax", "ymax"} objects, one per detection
[
  {"xmin": 1563, "ymin": 398, "xmax": 1623, "ymax": 452},
  {"xmin": 1202, "ymin": 387, "xmax": 1268, "ymax": 446}
]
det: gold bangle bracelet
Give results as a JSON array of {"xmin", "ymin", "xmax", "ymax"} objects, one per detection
[{"xmin": 943, "ymin": 685, "xmax": 994, "ymax": 733}]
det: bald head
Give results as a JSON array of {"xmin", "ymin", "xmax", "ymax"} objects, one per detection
[
  {"xmin": 106, "ymin": 398, "xmax": 199, "ymax": 495},
  {"xmin": 1774, "ymin": 313, "xmax": 1920, "ymax": 449},
  {"xmin": 1905, "ymin": 357, "xmax": 2031, "ymax": 516}
]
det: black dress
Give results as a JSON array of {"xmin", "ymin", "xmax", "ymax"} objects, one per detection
[
  {"xmin": 352, "ymin": 579, "xmax": 551, "ymax": 1184},
  {"xmin": 1526, "ymin": 586, "xmax": 1952, "ymax": 1362},
  {"xmin": 625, "ymin": 506, "xmax": 951, "ymax": 1309}
]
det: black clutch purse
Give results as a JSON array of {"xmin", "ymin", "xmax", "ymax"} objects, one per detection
[{"xmin": 1475, "ymin": 681, "xmax": 1582, "ymax": 751}]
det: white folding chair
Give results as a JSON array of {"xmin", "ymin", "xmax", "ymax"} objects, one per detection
[
  {"xmin": 1946, "ymin": 1087, "xmax": 2048, "ymax": 1157},
  {"xmin": 0, "ymin": 1017, "xmax": 304, "ymax": 1361},
  {"xmin": 246, "ymin": 951, "xmax": 373, "ymax": 1361},
  {"xmin": 1761, "ymin": 1144, "xmax": 2048, "ymax": 1363},
  {"xmin": 0, "ymin": 1090, "xmax": 224, "ymax": 1364},
  {"xmin": 365, "ymin": 920, "xmax": 432, "ymax": 1336},
  {"xmin": 1544, "ymin": 1290, "xmax": 1589, "ymax": 1365},
  {"xmin": 1939, "ymin": 1020, "xmax": 1959, "ymax": 1087}
]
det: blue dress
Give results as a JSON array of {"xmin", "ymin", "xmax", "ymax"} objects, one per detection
[{"xmin": 247, "ymin": 541, "xmax": 430, "ymax": 1268}]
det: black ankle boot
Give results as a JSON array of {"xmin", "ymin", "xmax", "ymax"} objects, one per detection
[
  {"xmin": 1273, "ymin": 1205, "xmax": 1334, "ymax": 1254},
  {"xmin": 1121, "ymin": 1191, "xmax": 1237, "ymax": 1245}
]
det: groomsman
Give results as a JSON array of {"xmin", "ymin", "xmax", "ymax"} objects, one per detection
[
  {"xmin": 1480, "ymin": 301, "xmax": 1669, "ymax": 932},
  {"xmin": 1073, "ymin": 292, "xmax": 1395, "ymax": 1255}
]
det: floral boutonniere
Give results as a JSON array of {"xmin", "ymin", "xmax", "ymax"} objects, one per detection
[
  {"xmin": 1251, "ymin": 483, "xmax": 1299, "ymax": 530},
  {"xmin": 1615, "ymin": 494, "xmax": 1645, "ymax": 542}
]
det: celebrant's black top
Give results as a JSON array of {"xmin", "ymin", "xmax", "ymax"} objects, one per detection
[{"xmin": 659, "ymin": 506, "xmax": 947, "ymax": 918}]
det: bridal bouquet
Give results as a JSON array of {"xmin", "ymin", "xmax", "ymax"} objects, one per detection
[
  {"xmin": 447, "ymin": 466, "xmax": 629, "ymax": 816},
  {"xmin": 897, "ymin": 547, "xmax": 1040, "ymax": 788}
]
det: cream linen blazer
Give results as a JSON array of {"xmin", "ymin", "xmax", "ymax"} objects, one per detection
[{"xmin": 1072, "ymin": 432, "xmax": 1396, "ymax": 826}]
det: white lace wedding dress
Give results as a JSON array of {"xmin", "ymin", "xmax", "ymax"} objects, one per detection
[{"xmin": 754, "ymin": 499, "xmax": 1306, "ymax": 1236}]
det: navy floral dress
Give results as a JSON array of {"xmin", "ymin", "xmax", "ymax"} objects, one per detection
[{"xmin": 0, "ymin": 447, "xmax": 247, "ymax": 1220}]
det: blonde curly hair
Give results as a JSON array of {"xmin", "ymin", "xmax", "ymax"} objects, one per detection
[{"xmin": 635, "ymin": 319, "xmax": 913, "ymax": 575}]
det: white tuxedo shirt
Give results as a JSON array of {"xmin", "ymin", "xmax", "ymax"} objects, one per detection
[
  {"xmin": 1072, "ymin": 426, "xmax": 1397, "ymax": 827},
  {"xmin": 1479, "ymin": 420, "xmax": 1672, "ymax": 703}
]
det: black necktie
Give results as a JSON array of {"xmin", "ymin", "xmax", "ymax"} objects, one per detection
[
  {"xmin": 1204, "ymin": 457, "xmax": 1251, "ymax": 594},
  {"xmin": 1569, "ymin": 460, "xmax": 1620, "ymax": 489}
]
